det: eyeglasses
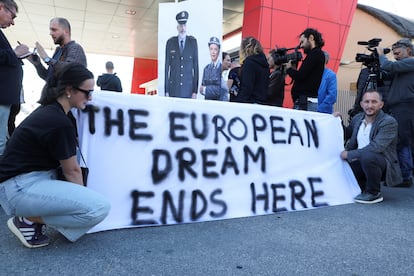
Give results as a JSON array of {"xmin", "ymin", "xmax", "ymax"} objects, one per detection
[{"xmin": 74, "ymin": 87, "xmax": 93, "ymax": 97}]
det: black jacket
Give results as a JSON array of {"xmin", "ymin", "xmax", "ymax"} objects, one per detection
[
  {"xmin": 267, "ymin": 68, "xmax": 285, "ymax": 107},
  {"xmin": 287, "ymin": 47, "xmax": 325, "ymax": 101},
  {"xmin": 97, "ymin": 73, "xmax": 123, "ymax": 92},
  {"xmin": 0, "ymin": 30, "xmax": 23, "ymax": 105},
  {"xmin": 236, "ymin": 52, "xmax": 269, "ymax": 104}
]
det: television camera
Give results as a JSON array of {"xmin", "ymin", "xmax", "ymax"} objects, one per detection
[
  {"xmin": 348, "ymin": 38, "xmax": 391, "ymax": 121},
  {"xmin": 271, "ymin": 46, "xmax": 303, "ymax": 65},
  {"xmin": 355, "ymin": 38, "xmax": 390, "ymax": 70},
  {"xmin": 354, "ymin": 38, "xmax": 391, "ymax": 91}
]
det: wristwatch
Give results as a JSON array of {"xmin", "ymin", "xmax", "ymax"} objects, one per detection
[{"xmin": 44, "ymin": 57, "xmax": 51, "ymax": 64}]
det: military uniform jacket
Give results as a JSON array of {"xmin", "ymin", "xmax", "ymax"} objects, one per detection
[
  {"xmin": 165, "ymin": 35, "xmax": 199, "ymax": 98},
  {"xmin": 201, "ymin": 62, "xmax": 222, "ymax": 100}
]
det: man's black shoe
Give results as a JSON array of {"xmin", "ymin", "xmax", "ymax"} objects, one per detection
[{"xmin": 395, "ymin": 178, "xmax": 413, "ymax": 188}]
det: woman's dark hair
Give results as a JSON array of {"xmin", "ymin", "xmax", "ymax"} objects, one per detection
[
  {"xmin": 38, "ymin": 62, "xmax": 94, "ymax": 105},
  {"xmin": 222, "ymin": 51, "xmax": 229, "ymax": 60},
  {"xmin": 301, "ymin": 28, "xmax": 325, "ymax": 48}
]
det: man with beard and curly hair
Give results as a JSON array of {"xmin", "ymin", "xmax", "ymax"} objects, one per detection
[{"xmin": 286, "ymin": 28, "xmax": 325, "ymax": 111}]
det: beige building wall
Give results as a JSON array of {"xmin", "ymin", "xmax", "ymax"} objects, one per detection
[{"xmin": 334, "ymin": 9, "xmax": 402, "ymax": 118}]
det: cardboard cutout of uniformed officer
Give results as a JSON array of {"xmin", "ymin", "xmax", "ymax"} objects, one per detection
[
  {"xmin": 199, "ymin": 37, "xmax": 225, "ymax": 101},
  {"xmin": 164, "ymin": 11, "xmax": 199, "ymax": 99}
]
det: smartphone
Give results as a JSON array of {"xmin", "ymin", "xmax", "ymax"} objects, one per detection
[{"xmin": 19, "ymin": 48, "xmax": 37, "ymax": 59}]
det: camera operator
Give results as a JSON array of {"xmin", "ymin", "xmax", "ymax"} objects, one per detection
[
  {"xmin": 266, "ymin": 48, "xmax": 286, "ymax": 107},
  {"xmin": 286, "ymin": 28, "xmax": 325, "ymax": 111},
  {"xmin": 376, "ymin": 38, "xmax": 414, "ymax": 187},
  {"xmin": 348, "ymin": 38, "xmax": 393, "ymax": 120}
]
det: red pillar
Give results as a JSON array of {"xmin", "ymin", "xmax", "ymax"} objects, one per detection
[
  {"xmin": 130, "ymin": 58, "xmax": 158, "ymax": 94},
  {"xmin": 242, "ymin": 0, "xmax": 358, "ymax": 107}
]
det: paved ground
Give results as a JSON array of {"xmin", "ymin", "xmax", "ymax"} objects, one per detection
[{"xmin": 0, "ymin": 185, "xmax": 413, "ymax": 276}]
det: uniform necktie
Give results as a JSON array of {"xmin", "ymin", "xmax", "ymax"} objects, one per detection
[{"xmin": 180, "ymin": 40, "xmax": 184, "ymax": 53}]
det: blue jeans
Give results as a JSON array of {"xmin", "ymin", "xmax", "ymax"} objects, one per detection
[
  {"xmin": 397, "ymin": 145, "xmax": 413, "ymax": 181},
  {"xmin": 293, "ymin": 101, "xmax": 318, "ymax": 112},
  {"xmin": 307, "ymin": 101, "xmax": 318, "ymax": 112},
  {"xmin": 0, "ymin": 170, "xmax": 110, "ymax": 242},
  {"xmin": 0, "ymin": 105, "xmax": 11, "ymax": 155},
  {"xmin": 389, "ymin": 103, "xmax": 414, "ymax": 181}
]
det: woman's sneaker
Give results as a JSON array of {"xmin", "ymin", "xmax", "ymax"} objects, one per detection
[{"xmin": 7, "ymin": 217, "xmax": 49, "ymax": 248}]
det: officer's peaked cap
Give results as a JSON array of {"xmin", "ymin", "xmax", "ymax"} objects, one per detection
[
  {"xmin": 176, "ymin": 11, "xmax": 189, "ymax": 24},
  {"xmin": 208, "ymin": 37, "xmax": 221, "ymax": 47}
]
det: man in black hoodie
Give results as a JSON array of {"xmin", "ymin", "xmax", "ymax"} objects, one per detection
[
  {"xmin": 286, "ymin": 28, "xmax": 325, "ymax": 111},
  {"xmin": 97, "ymin": 61, "xmax": 123, "ymax": 92}
]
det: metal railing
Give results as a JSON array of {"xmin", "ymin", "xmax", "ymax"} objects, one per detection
[{"xmin": 334, "ymin": 89, "xmax": 356, "ymax": 125}]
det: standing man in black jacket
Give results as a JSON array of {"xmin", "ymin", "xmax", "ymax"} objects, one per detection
[
  {"xmin": 0, "ymin": 0, "xmax": 28, "ymax": 155},
  {"xmin": 97, "ymin": 61, "xmax": 123, "ymax": 92},
  {"xmin": 286, "ymin": 28, "xmax": 325, "ymax": 111}
]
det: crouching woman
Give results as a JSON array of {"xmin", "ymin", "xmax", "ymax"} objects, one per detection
[{"xmin": 0, "ymin": 63, "xmax": 110, "ymax": 248}]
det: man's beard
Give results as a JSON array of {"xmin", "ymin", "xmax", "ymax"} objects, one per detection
[
  {"xmin": 54, "ymin": 35, "xmax": 64, "ymax": 46},
  {"xmin": 364, "ymin": 109, "xmax": 378, "ymax": 118},
  {"xmin": 303, "ymin": 45, "xmax": 311, "ymax": 54}
]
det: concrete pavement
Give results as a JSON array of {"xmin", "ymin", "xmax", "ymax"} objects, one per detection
[{"xmin": 0, "ymin": 185, "xmax": 413, "ymax": 276}]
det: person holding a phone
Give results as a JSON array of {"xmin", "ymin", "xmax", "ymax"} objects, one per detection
[{"xmin": 0, "ymin": 0, "xmax": 27, "ymax": 155}]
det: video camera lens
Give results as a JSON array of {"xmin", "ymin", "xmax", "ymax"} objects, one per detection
[{"xmin": 272, "ymin": 47, "xmax": 302, "ymax": 65}]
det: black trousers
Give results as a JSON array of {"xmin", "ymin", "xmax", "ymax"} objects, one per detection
[{"xmin": 349, "ymin": 151, "xmax": 386, "ymax": 194}]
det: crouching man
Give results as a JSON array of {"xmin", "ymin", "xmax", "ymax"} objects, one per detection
[{"xmin": 338, "ymin": 89, "xmax": 402, "ymax": 204}]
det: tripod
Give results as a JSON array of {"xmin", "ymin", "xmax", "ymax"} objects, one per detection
[
  {"xmin": 348, "ymin": 67, "xmax": 379, "ymax": 122},
  {"xmin": 362, "ymin": 72, "xmax": 378, "ymax": 92}
]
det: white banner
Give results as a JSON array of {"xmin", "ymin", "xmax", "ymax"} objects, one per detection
[{"xmin": 77, "ymin": 92, "xmax": 360, "ymax": 232}]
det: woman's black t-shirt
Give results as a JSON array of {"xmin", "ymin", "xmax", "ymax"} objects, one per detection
[{"xmin": 0, "ymin": 102, "xmax": 77, "ymax": 182}]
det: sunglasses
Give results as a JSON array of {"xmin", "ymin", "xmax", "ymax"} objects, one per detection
[{"xmin": 74, "ymin": 87, "xmax": 93, "ymax": 97}]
